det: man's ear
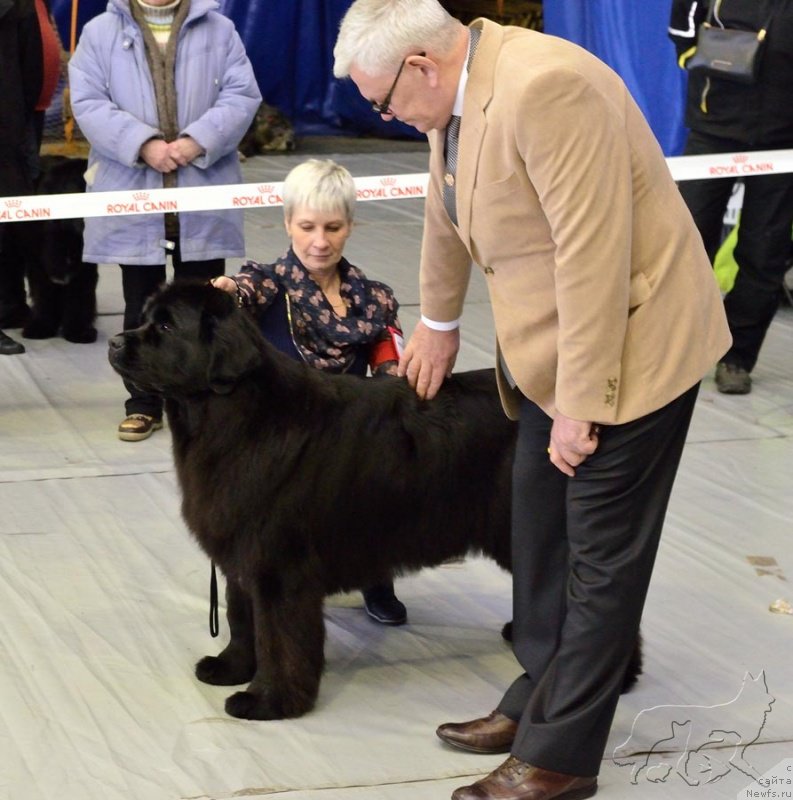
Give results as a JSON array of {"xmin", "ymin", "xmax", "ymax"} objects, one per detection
[{"xmin": 412, "ymin": 54, "xmax": 439, "ymax": 88}]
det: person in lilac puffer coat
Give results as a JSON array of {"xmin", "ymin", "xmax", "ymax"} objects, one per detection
[{"xmin": 69, "ymin": 0, "xmax": 261, "ymax": 440}]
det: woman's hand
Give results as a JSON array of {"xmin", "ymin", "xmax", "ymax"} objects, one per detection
[
  {"xmin": 168, "ymin": 137, "xmax": 203, "ymax": 166},
  {"xmin": 211, "ymin": 276, "xmax": 238, "ymax": 294},
  {"xmin": 373, "ymin": 360, "xmax": 399, "ymax": 377},
  {"xmin": 140, "ymin": 139, "xmax": 178, "ymax": 173}
]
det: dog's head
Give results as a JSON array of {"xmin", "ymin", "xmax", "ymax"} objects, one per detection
[{"xmin": 108, "ymin": 281, "xmax": 263, "ymax": 395}]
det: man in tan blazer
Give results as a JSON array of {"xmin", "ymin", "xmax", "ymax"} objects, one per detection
[{"xmin": 335, "ymin": 3, "xmax": 731, "ymax": 799}]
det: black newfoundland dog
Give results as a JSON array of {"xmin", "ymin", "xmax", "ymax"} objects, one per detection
[
  {"xmin": 23, "ymin": 155, "xmax": 98, "ymax": 343},
  {"xmin": 108, "ymin": 281, "xmax": 640, "ymax": 720}
]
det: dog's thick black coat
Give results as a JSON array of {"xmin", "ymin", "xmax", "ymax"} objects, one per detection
[
  {"xmin": 23, "ymin": 155, "xmax": 98, "ymax": 343},
  {"xmin": 108, "ymin": 281, "xmax": 641, "ymax": 720}
]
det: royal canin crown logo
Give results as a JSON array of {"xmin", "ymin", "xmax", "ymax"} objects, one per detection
[
  {"xmin": 257, "ymin": 184, "xmax": 274, "ymax": 194},
  {"xmin": 133, "ymin": 191, "xmax": 150, "ymax": 201},
  {"xmin": 732, "ymin": 154, "xmax": 750, "ymax": 164},
  {"xmin": 379, "ymin": 177, "xmax": 397, "ymax": 186},
  {"xmin": 4, "ymin": 199, "xmax": 22, "ymax": 209}
]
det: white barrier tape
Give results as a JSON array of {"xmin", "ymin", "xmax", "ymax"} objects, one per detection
[
  {"xmin": 665, "ymin": 148, "xmax": 793, "ymax": 182},
  {"xmin": 1, "ymin": 150, "xmax": 792, "ymax": 223},
  {"xmin": 0, "ymin": 173, "xmax": 431, "ymax": 224}
]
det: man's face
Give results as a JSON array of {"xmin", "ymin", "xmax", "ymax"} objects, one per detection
[{"xmin": 349, "ymin": 59, "xmax": 452, "ymax": 134}]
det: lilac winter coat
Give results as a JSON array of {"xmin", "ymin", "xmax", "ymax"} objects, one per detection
[{"xmin": 68, "ymin": 0, "xmax": 261, "ymax": 265}]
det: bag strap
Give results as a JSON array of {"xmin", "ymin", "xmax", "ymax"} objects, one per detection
[{"xmin": 707, "ymin": 0, "xmax": 775, "ymax": 35}]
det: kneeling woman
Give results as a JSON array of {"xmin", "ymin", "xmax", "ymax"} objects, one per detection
[{"xmin": 213, "ymin": 159, "xmax": 407, "ymax": 625}]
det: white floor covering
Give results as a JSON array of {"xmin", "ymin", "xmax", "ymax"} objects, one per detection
[{"xmin": 1, "ymin": 149, "xmax": 792, "ymax": 800}]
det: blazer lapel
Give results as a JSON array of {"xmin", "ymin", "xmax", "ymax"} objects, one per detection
[{"xmin": 456, "ymin": 19, "xmax": 501, "ymax": 245}]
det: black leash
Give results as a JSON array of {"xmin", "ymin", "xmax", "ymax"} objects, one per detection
[{"xmin": 209, "ymin": 560, "xmax": 219, "ymax": 638}]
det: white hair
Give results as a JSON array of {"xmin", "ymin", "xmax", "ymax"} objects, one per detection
[
  {"xmin": 333, "ymin": 0, "xmax": 461, "ymax": 77},
  {"xmin": 282, "ymin": 159, "xmax": 357, "ymax": 223}
]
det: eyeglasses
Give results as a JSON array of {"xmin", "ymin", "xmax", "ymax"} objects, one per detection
[{"xmin": 370, "ymin": 53, "xmax": 425, "ymax": 116}]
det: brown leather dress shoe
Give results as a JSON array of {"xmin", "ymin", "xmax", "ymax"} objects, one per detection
[
  {"xmin": 436, "ymin": 710, "xmax": 518, "ymax": 754},
  {"xmin": 452, "ymin": 756, "xmax": 597, "ymax": 800}
]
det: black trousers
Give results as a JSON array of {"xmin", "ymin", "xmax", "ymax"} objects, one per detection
[
  {"xmin": 497, "ymin": 384, "xmax": 700, "ymax": 777},
  {"xmin": 0, "ymin": 113, "xmax": 45, "ymax": 324},
  {"xmin": 678, "ymin": 130, "xmax": 793, "ymax": 372},
  {"xmin": 120, "ymin": 246, "xmax": 224, "ymax": 418}
]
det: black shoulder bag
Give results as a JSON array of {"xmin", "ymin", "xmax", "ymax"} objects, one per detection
[{"xmin": 686, "ymin": 0, "xmax": 774, "ymax": 84}]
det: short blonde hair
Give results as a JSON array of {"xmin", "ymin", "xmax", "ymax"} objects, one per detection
[
  {"xmin": 334, "ymin": 0, "xmax": 460, "ymax": 77},
  {"xmin": 282, "ymin": 159, "xmax": 356, "ymax": 223}
]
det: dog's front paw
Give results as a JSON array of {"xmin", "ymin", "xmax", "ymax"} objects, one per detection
[
  {"xmin": 225, "ymin": 690, "xmax": 284, "ymax": 720},
  {"xmin": 224, "ymin": 688, "xmax": 315, "ymax": 720},
  {"xmin": 195, "ymin": 653, "xmax": 256, "ymax": 686}
]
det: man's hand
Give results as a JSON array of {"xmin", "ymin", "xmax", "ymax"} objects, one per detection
[
  {"xmin": 140, "ymin": 139, "xmax": 178, "ymax": 173},
  {"xmin": 168, "ymin": 137, "xmax": 203, "ymax": 166},
  {"xmin": 548, "ymin": 413, "xmax": 600, "ymax": 477},
  {"xmin": 398, "ymin": 321, "xmax": 459, "ymax": 400}
]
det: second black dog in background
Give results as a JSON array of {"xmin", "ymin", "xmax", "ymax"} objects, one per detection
[{"xmin": 23, "ymin": 155, "xmax": 98, "ymax": 344}]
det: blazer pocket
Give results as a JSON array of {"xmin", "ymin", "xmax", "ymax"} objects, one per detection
[{"xmin": 473, "ymin": 172, "xmax": 522, "ymax": 204}]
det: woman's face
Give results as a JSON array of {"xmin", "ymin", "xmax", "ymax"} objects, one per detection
[{"xmin": 285, "ymin": 207, "xmax": 352, "ymax": 275}]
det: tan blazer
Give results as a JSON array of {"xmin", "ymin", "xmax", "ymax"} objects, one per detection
[{"xmin": 419, "ymin": 18, "xmax": 731, "ymax": 424}]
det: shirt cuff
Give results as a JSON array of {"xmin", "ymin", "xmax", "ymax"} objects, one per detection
[{"xmin": 421, "ymin": 315, "xmax": 460, "ymax": 331}]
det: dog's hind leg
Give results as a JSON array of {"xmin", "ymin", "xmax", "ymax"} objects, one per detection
[
  {"xmin": 61, "ymin": 263, "xmax": 98, "ymax": 344},
  {"xmin": 224, "ymin": 570, "xmax": 325, "ymax": 720},
  {"xmin": 195, "ymin": 576, "xmax": 257, "ymax": 686}
]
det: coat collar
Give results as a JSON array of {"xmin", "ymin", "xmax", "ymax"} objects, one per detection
[{"xmin": 108, "ymin": 0, "xmax": 219, "ymax": 27}]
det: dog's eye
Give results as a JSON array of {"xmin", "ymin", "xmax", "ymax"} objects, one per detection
[{"xmin": 159, "ymin": 322, "xmax": 173, "ymax": 332}]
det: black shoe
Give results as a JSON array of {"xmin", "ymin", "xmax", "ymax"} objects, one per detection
[
  {"xmin": 715, "ymin": 361, "xmax": 751, "ymax": 394},
  {"xmin": 0, "ymin": 330, "xmax": 25, "ymax": 355},
  {"xmin": 362, "ymin": 584, "xmax": 407, "ymax": 625}
]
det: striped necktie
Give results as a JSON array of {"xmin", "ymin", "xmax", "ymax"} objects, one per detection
[{"xmin": 443, "ymin": 27, "xmax": 480, "ymax": 227}]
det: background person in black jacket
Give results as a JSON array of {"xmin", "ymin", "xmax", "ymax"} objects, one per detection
[
  {"xmin": 0, "ymin": 0, "xmax": 40, "ymax": 355},
  {"xmin": 0, "ymin": 0, "xmax": 60, "ymax": 350},
  {"xmin": 669, "ymin": 0, "xmax": 793, "ymax": 394}
]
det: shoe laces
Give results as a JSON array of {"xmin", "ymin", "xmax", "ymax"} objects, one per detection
[{"xmin": 501, "ymin": 756, "xmax": 531, "ymax": 781}]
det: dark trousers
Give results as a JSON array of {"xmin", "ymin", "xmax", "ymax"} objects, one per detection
[
  {"xmin": 121, "ymin": 246, "xmax": 224, "ymax": 418},
  {"xmin": 0, "ymin": 222, "xmax": 29, "ymax": 324},
  {"xmin": 497, "ymin": 384, "xmax": 699, "ymax": 777},
  {"xmin": 678, "ymin": 130, "xmax": 793, "ymax": 372},
  {"xmin": 0, "ymin": 114, "xmax": 45, "ymax": 324}
]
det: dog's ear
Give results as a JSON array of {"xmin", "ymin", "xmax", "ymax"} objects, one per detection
[
  {"xmin": 205, "ymin": 288, "xmax": 263, "ymax": 394},
  {"xmin": 203, "ymin": 285, "xmax": 237, "ymax": 319}
]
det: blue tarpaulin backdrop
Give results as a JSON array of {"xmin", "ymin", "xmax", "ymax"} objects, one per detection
[{"xmin": 50, "ymin": 0, "xmax": 688, "ymax": 155}]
